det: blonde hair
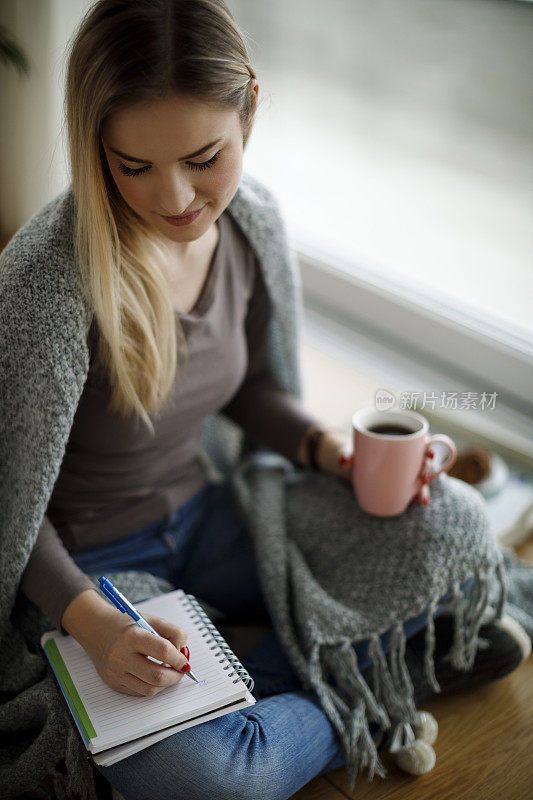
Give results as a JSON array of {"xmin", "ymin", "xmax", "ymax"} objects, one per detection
[{"xmin": 64, "ymin": 0, "xmax": 259, "ymax": 435}]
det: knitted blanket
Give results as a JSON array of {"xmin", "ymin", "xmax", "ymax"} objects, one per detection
[
  {"xmin": 230, "ymin": 452, "xmax": 510, "ymax": 788},
  {"xmin": 0, "ymin": 170, "xmax": 302, "ymax": 799},
  {"xmin": 1, "ymin": 468, "xmax": 532, "ymax": 798},
  {"xmin": 1, "ymin": 167, "xmax": 532, "ymax": 798},
  {"xmin": 0, "ymin": 571, "xmax": 175, "ymax": 800}
]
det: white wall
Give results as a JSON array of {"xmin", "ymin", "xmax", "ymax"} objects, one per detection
[{"xmin": 0, "ymin": 0, "xmax": 91, "ymax": 240}]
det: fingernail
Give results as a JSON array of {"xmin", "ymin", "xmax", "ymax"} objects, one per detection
[
  {"xmin": 422, "ymin": 472, "xmax": 431, "ymax": 484},
  {"xmin": 427, "ymin": 448, "xmax": 435, "ymax": 459},
  {"xmin": 339, "ymin": 454, "xmax": 350, "ymax": 467},
  {"xmin": 180, "ymin": 646, "xmax": 190, "ymax": 660},
  {"xmin": 181, "ymin": 662, "xmax": 191, "ymax": 673}
]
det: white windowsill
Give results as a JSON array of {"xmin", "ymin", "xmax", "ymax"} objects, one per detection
[{"xmin": 300, "ymin": 304, "xmax": 533, "ymax": 472}]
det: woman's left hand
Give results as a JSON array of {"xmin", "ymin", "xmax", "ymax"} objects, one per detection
[{"xmin": 315, "ymin": 430, "xmax": 353, "ymax": 484}]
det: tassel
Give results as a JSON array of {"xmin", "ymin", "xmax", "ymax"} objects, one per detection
[
  {"xmin": 389, "ymin": 624, "xmax": 403, "ymax": 690},
  {"xmin": 447, "ymin": 579, "xmax": 469, "ymax": 670},
  {"xmin": 309, "ymin": 643, "xmax": 347, "ymax": 735},
  {"xmin": 368, "ymin": 634, "xmax": 406, "ymax": 718},
  {"xmin": 334, "ymin": 640, "xmax": 390, "ymax": 725},
  {"xmin": 308, "ymin": 642, "xmax": 388, "ymax": 788},
  {"xmin": 390, "ymin": 622, "xmax": 417, "ymax": 711},
  {"xmin": 464, "ymin": 568, "xmax": 491, "ymax": 666},
  {"xmin": 370, "ymin": 625, "xmax": 439, "ymax": 778},
  {"xmin": 423, "ymin": 599, "xmax": 441, "ymax": 693},
  {"xmin": 448, "ymin": 565, "xmax": 490, "ymax": 671},
  {"xmin": 368, "ymin": 627, "xmax": 417, "ymax": 722},
  {"xmin": 496, "ymin": 555, "xmax": 508, "ymax": 619},
  {"xmin": 311, "ymin": 622, "xmax": 446, "ymax": 786}
]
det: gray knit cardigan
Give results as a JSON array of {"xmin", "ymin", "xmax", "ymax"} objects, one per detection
[{"xmin": 1, "ymin": 171, "xmax": 532, "ymax": 799}]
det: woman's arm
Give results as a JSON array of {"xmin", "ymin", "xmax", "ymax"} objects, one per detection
[
  {"xmin": 19, "ymin": 515, "xmax": 99, "ymax": 632},
  {"xmin": 221, "ymin": 257, "xmax": 352, "ymax": 483},
  {"xmin": 22, "ymin": 527, "xmax": 190, "ymax": 697},
  {"xmin": 219, "ymin": 259, "xmax": 316, "ymax": 463}
]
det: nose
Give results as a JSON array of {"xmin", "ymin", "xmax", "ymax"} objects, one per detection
[{"xmin": 158, "ymin": 171, "xmax": 196, "ymax": 216}]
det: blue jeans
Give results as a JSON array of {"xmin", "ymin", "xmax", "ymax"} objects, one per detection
[{"xmin": 71, "ymin": 480, "xmax": 467, "ymax": 800}]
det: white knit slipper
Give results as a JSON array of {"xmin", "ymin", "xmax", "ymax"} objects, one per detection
[
  {"xmin": 385, "ymin": 716, "xmax": 437, "ymax": 776},
  {"xmin": 494, "ymin": 612, "xmax": 532, "ymax": 662},
  {"xmin": 411, "ymin": 710, "xmax": 439, "ymax": 744}
]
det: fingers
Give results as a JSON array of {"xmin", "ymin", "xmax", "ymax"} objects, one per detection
[
  {"xmin": 139, "ymin": 634, "xmax": 189, "ymax": 672},
  {"xmin": 110, "ymin": 617, "xmax": 191, "ymax": 697},
  {"xmin": 143, "ymin": 614, "xmax": 188, "ymax": 650},
  {"xmin": 119, "ymin": 676, "xmax": 148, "ymax": 696},
  {"xmin": 121, "ymin": 671, "xmax": 178, "ymax": 697},
  {"xmin": 129, "ymin": 652, "xmax": 185, "ymax": 693},
  {"xmin": 338, "ymin": 452, "xmax": 353, "ymax": 468}
]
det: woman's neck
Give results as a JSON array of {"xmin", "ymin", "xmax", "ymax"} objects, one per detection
[{"xmin": 161, "ymin": 220, "xmax": 219, "ymax": 268}]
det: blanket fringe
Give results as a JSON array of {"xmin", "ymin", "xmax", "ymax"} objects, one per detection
[
  {"xmin": 310, "ymin": 641, "xmax": 390, "ymax": 787},
  {"xmin": 307, "ymin": 557, "xmax": 507, "ymax": 791},
  {"xmin": 447, "ymin": 559, "xmax": 507, "ymax": 671},
  {"xmin": 423, "ymin": 598, "xmax": 441, "ymax": 692},
  {"xmin": 309, "ymin": 620, "xmax": 423, "ymax": 790}
]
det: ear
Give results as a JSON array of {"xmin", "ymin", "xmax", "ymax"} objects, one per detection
[{"xmin": 249, "ymin": 78, "xmax": 259, "ymax": 110}]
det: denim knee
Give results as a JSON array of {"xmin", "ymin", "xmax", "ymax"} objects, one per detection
[
  {"xmin": 201, "ymin": 716, "xmax": 289, "ymax": 800},
  {"xmin": 98, "ymin": 710, "xmax": 293, "ymax": 800}
]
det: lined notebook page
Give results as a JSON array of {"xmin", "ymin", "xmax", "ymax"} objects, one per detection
[
  {"xmin": 93, "ymin": 690, "xmax": 256, "ymax": 767},
  {"xmin": 44, "ymin": 589, "xmax": 249, "ymax": 753}
]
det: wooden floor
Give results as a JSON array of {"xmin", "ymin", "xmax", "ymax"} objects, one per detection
[{"xmin": 290, "ymin": 536, "xmax": 533, "ymax": 800}]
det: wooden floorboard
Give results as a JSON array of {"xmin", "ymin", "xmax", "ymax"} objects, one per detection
[{"xmin": 290, "ymin": 776, "xmax": 348, "ymax": 800}]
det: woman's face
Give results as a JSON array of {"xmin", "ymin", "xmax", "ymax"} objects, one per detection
[{"xmin": 101, "ymin": 90, "xmax": 255, "ymax": 253}]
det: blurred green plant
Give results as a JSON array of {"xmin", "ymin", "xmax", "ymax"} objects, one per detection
[{"xmin": 0, "ymin": 23, "xmax": 30, "ymax": 76}]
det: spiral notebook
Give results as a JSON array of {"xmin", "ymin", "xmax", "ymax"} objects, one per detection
[{"xmin": 40, "ymin": 589, "xmax": 256, "ymax": 766}]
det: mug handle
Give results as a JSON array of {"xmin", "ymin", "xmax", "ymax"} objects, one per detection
[{"xmin": 425, "ymin": 434, "xmax": 457, "ymax": 483}]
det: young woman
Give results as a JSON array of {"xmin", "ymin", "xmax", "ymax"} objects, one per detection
[{"xmin": 6, "ymin": 1, "xmax": 526, "ymax": 799}]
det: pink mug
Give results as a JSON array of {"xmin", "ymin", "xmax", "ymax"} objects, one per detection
[{"xmin": 346, "ymin": 407, "xmax": 457, "ymax": 517}]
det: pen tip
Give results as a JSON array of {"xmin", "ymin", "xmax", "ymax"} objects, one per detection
[{"xmin": 187, "ymin": 670, "xmax": 200, "ymax": 684}]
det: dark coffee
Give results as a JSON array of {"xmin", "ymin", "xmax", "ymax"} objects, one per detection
[{"xmin": 367, "ymin": 423, "xmax": 413, "ymax": 436}]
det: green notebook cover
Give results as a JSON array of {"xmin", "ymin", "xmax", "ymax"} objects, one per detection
[{"xmin": 43, "ymin": 638, "xmax": 96, "ymax": 741}]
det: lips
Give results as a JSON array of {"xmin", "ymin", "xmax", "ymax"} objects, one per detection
[
  {"xmin": 159, "ymin": 205, "xmax": 205, "ymax": 227},
  {"xmin": 161, "ymin": 206, "xmax": 204, "ymax": 220},
  {"xmin": 167, "ymin": 211, "xmax": 200, "ymax": 219}
]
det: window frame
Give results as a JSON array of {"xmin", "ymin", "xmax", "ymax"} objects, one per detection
[{"xmin": 294, "ymin": 239, "xmax": 533, "ymax": 422}]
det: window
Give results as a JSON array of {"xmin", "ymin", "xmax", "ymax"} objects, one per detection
[{"xmin": 231, "ymin": 0, "xmax": 533, "ymax": 420}]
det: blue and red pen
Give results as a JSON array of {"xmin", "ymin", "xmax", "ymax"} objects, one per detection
[{"xmin": 98, "ymin": 576, "xmax": 200, "ymax": 684}]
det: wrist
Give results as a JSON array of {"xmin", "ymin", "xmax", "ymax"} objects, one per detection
[
  {"xmin": 316, "ymin": 430, "xmax": 351, "ymax": 479},
  {"xmin": 296, "ymin": 424, "xmax": 323, "ymax": 469},
  {"xmin": 297, "ymin": 425, "xmax": 351, "ymax": 481},
  {"xmin": 61, "ymin": 588, "xmax": 118, "ymax": 648}
]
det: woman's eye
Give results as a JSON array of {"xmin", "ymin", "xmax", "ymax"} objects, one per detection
[
  {"xmin": 118, "ymin": 162, "xmax": 151, "ymax": 177},
  {"xmin": 188, "ymin": 151, "xmax": 220, "ymax": 171},
  {"xmin": 118, "ymin": 150, "xmax": 220, "ymax": 177}
]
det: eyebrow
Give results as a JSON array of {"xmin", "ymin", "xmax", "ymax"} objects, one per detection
[{"xmin": 108, "ymin": 138, "xmax": 223, "ymax": 164}]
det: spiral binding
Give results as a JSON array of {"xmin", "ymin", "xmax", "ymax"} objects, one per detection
[{"xmin": 182, "ymin": 593, "xmax": 255, "ymax": 693}]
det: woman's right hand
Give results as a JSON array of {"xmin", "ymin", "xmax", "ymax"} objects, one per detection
[
  {"xmin": 87, "ymin": 611, "xmax": 190, "ymax": 696},
  {"xmin": 62, "ymin": 589, "xmax": 190, "ymax": 696}
]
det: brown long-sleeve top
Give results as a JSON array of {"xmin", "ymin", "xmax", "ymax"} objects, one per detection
[{"xmin": 19, "ymin": 208, "xmax": 318, "ymax": 629}]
